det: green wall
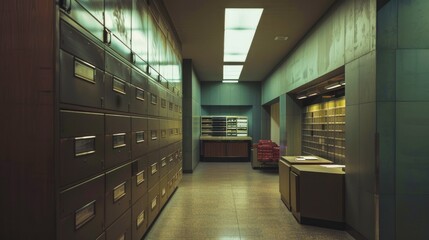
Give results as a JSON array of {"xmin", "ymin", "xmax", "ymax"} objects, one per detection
[
  {"xmin": 377, "ymin": 0, "xmax": 429, "ymax": 239},
  {"xmin": 182, "ymin": 59, "xmax": 201, "ymax": 172},
  {"xmin": 262, "ymin": 0, "xmax": 378, "ymax": 239},
  {"xmin": 201, "ymin": 82, "xmax": 262, "ymax": 143}
]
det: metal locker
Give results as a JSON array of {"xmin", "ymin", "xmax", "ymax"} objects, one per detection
[
  {"xmin": 60, "ymin": 110, "xmax": 104, "ymax": 187},
  {"xmin": 130, "ymin": 69, "xmax": 148, "ymax": 115},
  {"xmin": 105, "ymin": 52, "xmax": 131, "ymax": 113},
  {"xmin": 60, "ymin": 21, "xmax": 105, "ymax": 109},
  {"xmin": 147, "ymin": 182, "xmax": 159, "ymax": 226},
  {"xmin": 159, "ymin": 119, "xmax": 167, "ymax": 148},
  {"xmin": 59, "ymin": 174, "xmax": 105, "ymax": 240},
  {"xmin": 105, "ymin": 163, "xmax": 132, "ymax": 228},
  {"xmin": 167, "ymin": 92, "xmax": 174, "ymax": 119},
  {"xmin": 105, "ymin": 114, "xmax": 131, "ymax": 170},
  {"xmin": 146, "ymin": 151, "xmax": 160, "ymax": 190},
  {"xmin": 131, "ymin": 194, "xmax": 148, "ymax": 240},
  {"xmin": 131, "ymin": 116, "xmax": 148, "ymax": 159},
  {"xmin": 60, "ymin": 0, "xmax": 104, "ymax": 42},
  {"xmin": 131, "ymin": 158, "xmax": 148, "ymax": 205},
  {"xmin": 106, "ymin": 209, "xmax": 132, "ymax": 240}
]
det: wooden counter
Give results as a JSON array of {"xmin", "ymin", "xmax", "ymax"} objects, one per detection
[
  {"xmin": 290, "ymin": 164, "xmax": 345, "ymax": 229},
  {"xmin": 279, "ymin": 156, "xmax": 333, "ymax": 210},
  {"xmin": 200, "ymin": 137, "xmax": 252, "ymax": 161}
]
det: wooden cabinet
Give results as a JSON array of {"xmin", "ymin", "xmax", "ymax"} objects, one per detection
[
  {"xmin": 290, "ymin": 164, "xmax": 345, "ymax": 229},
  {"xmin": 200, "ymin": 137, "xmax": 252, "ymax": 161},
  {"xmin": 279, "ymin": 156, "xmax": 332, "ymax": 211}
]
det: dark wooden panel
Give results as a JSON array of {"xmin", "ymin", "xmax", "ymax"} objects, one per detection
[
  {"xmin": 226, "ymin": 142, "xmax": 248, "ymax": 157},
  {"xmin": 203, "ymin": 142, "xmax": 226, "ymax": 157},
  {"xmin": 0, "ymin": 0, "xmax": 56, "ymax": 239}
]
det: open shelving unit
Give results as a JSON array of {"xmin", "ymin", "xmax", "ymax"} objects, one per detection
[
  {"xmin": 301, "ymin": 97, "xmax": 346, "ymax": 164},
  {"xmin": 201, "ymin": 116, "xmax": 248, "ymax": 137}
]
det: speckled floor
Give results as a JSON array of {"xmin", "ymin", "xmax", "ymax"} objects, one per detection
[{"xmin": 144, "ymin": 162, "xmax": 354, "ymax": 240}]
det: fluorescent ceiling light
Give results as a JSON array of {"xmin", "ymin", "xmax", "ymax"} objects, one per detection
[
  {"xmin": 224, "ymin": 8, "xmax": 263, "ymax": 62},
  {"xmin": 223, "ymin": 65, "xmax": 243, "ymax": 79},
  {"xmin": 325, "ymin": 82, "xmax": 342, "ymax": 90},
  {"xmin": 222, "ymin": 80, "xmax": 239, "ymax": 83},
  {"xmin": 307, "ymin": 91, "xmax": 318, "ymax": 97},
  {"xmin": 297, "ymin": 95, "xmax": 307, "ymax": 100}
]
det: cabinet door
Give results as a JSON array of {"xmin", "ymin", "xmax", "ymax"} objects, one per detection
[
  {"xmin": 290, "ymin": 171, "xmax": 300, "ymax": 221},
  {"xmin": 279, "ymin": 161, "xmax": 290, "ymax": 210}
]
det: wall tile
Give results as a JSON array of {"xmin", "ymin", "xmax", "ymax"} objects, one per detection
[
  {"xmin": 346, "ymin": 58, "xmax": 359, "ymax": 106},
  {"xmin": 396, "ymin": 102, "xmax": 429, "ymax": 194},
  {"xmin": 396, "ymin": 194, "xmax": 429, "ymax": 240},
  {"xmin": 359, "ymin": 102, "xmax": 376, "ymax": 193},
  {"xmin": 398, "ymin": 0, "xmax": 429, "ymax": 48},
  {"xmin": 396, "ymin": 49, "xmax": 429, "ymax": 101},
  {"xmin": 376, "ymin": 0, "xmax": 398, "ymax": 50},
  {"xmin": 379, "ymin": 194, "xmax": 396, "ymax": 240},
  {"xmin": 359, "ymin": 190, "xmax": 376, "ymax": 239},
  {"xmin": 359, "ymin": 52, "xmax": 376, "ymax": 104},
  {"xmin": 376, "ymin": 50, "xmax": 396, "ymax": 102},
  {"xmin": 377, "ymin": 102, "xmax": 396, "ymax": 195}
]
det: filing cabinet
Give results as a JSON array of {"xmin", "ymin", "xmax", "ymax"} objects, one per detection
[
  {"xmin": 105, "ymin": 163, "xmax": 132, "ymax": 228},
  {"xmin": 132, "ymin": 194, "xmax": 148, "ymax": 240},
  {"xmin": 60, "ymin": 20, "xmax": 105, "ymax": 109},
  {"xmin": 60, "ymin": 110, "xmax": 104, "ymax": 187},
  {"xmin": 131, "ymin": 116, "xmax": 148, "ymax": 159},
  {"xmin": 148, "ymin": 182, "xmax": 160, "ymax": 226},
  {"xmin": 131, "ymin": 157, "xmax": 148, "ymax": 205},
  {"xmin": 59, "ymin": 174, "xmax": 105, "ymax": 240},
  {"xmin": 130, "ymin": 69, "xmax": 148, "ymax": 115},
  {"xmin": 4, "ymin": 1, "xmax": 182, "ymax": 239},
  {"xmin": 105, "ymin": 114, "xmax": 131, "ymax": 169},
  {"xmin": 105, "ymin": 52, "xmax": 131, "ymax": 113},
  {"xmin": 106, "ymin": 209, "xmax": 132, "ymax": 240},
  {"xmin": 147, "ymin": 151, "xmax": 160, "ymax": 190}
]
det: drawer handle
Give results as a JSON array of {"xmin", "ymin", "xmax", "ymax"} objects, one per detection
[
  {"xmin": 136, "ymin": 131, "xmax": 145, "ymax": 143},
  {"xmin": 151, "ymin": 131, "xmax": 158, "ymax": 140},
  {"xmin": 136, "ymin": 210, "xmax": 145, "ymax": 228},
  {"xmin": 113, "ymin": 182, "xmax": 126, "ymax": 202},
  {"xmin": 74, "ymin": 136, "xmax": 96, "ymax": 157},
  {"xmin": 162, "ymin": 187, "xmax": 166, "ymax": 197},
  {"xmin": 113, "ymin": 77, "xmax": 126, "ymax": 95},
  {"xmin": 151, "ymin": 94, "xmax": 157, "ymax": 105},
  {"xmin": 151, "ymin": 163, "xmax": 158, "ymax": 175},
  {"xmin": 161, "ymin": 158, "xmax": 167, "ymax": 167},
  {"xmin": 113, "ymin": 133, "xmax": 126, "ymax": 149},
  {"xmin": 74, "ymin": 59, "xmax": 96, "ymax": 84},
  {"xmin": 136, "ymin": 87, "xmax": 145, "ymax": 101},
  {"xmin": 136, "ymin": 170, "xmax": 145, "ymax": 186},
  {"xmin": 75, "ymin": 200, "xmax": 96, "ymax": 230},
  {"xmin": 151, "ymin": 196, "xmax": 158, "ymax": 210}
]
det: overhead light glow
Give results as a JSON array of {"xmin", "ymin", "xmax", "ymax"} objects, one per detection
[
  {"xmin": 222, "ymin": 80, "xmax": 239, "ymax": 83},
  {"xmin": 224, "ymin": 8, "xmax": 263, "ymax": 63},
  {"xmin": 307, "ymin": 91, "xmax": 318, "ymax": 97},
  {"xmin": 325, "ymin": 82, "xmax": 342, "ymax": 90},
  {"xmin": 223, "ymin": 65, "xmax": 243, "ymax": 79},
  {"xmin": 297, "ymin": 95, "xmax": 307, "ymax": 100}
]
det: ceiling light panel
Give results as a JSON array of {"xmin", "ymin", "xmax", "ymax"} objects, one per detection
[
  {"xmin": 224, "ymin": 8, "xmax": 263, "ymax": 63},
  {"xmin": 223, "ymin": 65, "xmax": 243, "ymax": 79}
]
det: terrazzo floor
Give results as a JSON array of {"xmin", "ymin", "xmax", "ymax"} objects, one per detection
[{"xmin": 144, "ymin": 162, "xmax": 354, "ymax": 240}]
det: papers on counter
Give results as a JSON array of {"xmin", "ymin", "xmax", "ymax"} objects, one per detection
[
  {"xmin": 319, "ymin": 164, "xmax": 346, "ymax": 168},
  {"xmin": 295, "ymin": 156, "xmax": 319, "ymax": 161}
]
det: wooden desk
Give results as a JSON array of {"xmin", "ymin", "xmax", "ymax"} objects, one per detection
[
  {"xmin": 279, "ymin": 156, "xmax": 332, "ymax": 210},
  {"xmin": 290, "ymin": 164, "xmax": 345, "ymax": 229}
]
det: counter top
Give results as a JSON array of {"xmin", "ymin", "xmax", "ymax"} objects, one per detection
[
  {"xmin": 200, "ymin": 136, "xmax": 252, "ymax": 141},
  {"xmin": 281, "ymin": 155, "xmax": 333, "ymax": 164},
  {"xmin": 291, "ymin": 164, "xmax": 345, "ymax": 175}
]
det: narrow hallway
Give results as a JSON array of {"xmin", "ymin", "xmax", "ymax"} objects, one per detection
[{"xmin": 145, "ymin": 162, "xmax": 354, "ymax": 239}]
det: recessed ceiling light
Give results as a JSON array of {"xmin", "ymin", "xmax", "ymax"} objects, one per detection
[
  {"xmin": 222, "ymin": 80, "xmax": 239, "ymax": 83},
  {"xmin": 325, "ymin": 82, "xmax": 342, "ymax": 90},
  {"xmin": 274, "ymin": 36, "xmax": 288, "ymax": 41},
  {"xmin": 223, "ymin": 65, "xmax": 243, "ymax": 79},
  {"xmin": 224, "ymin": 8, "xmax": 263, "ymax": 62},
  {"xmin": 297, "ymin": 95, "xmax": 307, "ymax": 100}
]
